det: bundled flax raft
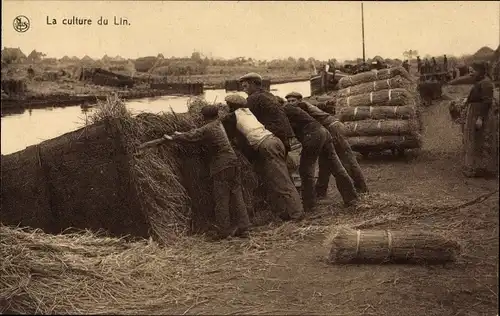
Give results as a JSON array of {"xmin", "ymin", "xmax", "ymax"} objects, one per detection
[
  {"xmin": 326, "ymin": 226, "xmax": 461, "ymax": 264},
  {"xmin": 337, "ymin": 66, "xmax": 414, "ymax": 89},
  {"xmin": 335, "ymin": 87, "xmax": 422, "ymax": 152}
]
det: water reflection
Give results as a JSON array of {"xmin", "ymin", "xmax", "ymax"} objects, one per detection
[{"xmin": 1, "ymin": 81, "xmax": 310, "ymax": 155}]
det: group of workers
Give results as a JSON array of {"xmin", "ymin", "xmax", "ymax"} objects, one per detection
[
  {"xmin": 417, "ymin": 55, "xmax": 448, "ymax": 74},
  {"xmin": 164, "ymin": 72, "xmax": 368, "ymax": 240}
]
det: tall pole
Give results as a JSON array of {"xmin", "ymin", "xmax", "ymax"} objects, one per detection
[{"xmin": 361, "ymin": 2, "xmax": 366, "ymax": 63}]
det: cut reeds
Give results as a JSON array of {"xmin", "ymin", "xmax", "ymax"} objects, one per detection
[
  {"xmin": 338, "ymin": 105, "xmax": 416, "ymax": 122},
  {"xmin": 338, "ymin": 66, "xmax": 414, "ymax": 89},
  {"xmin": 326, "ymin": 226, "xmax": 461, "ymax": 264},
  {"xmin": 342, "ymin": 119, "xmax": 418, "ymax": 137},
  {"xmin": 335, "ymin": 75, "xmax": 413, "ymax": 98},
  {"xmin": 336, "ymin": 88, "xmax": 414, "ymax": 108},
  {"xmin": 347, "ymin": 135, "xmax": 422, "ymax": 151}
]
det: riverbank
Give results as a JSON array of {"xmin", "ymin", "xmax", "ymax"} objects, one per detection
[{"xmin": 1, "ymin": 73, "xmax": 311, "ymax": 112}]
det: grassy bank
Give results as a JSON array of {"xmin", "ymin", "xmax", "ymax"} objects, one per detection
[{"xmin": 1, "ymin": 64, "xmax": 311, "ymax": 111}]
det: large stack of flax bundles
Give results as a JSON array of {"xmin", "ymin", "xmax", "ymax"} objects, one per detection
[
  {"xmin": 334, "ymin": 66, "xmax": 423, "ymax": 152},
  {"xmin": 0, "ymin": 97, "xmax": 259, "ymax": 243}
]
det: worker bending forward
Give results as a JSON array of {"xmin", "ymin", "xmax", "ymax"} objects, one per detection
[
  {"xmin": 239, "ymin": 72, "xmax": 295, "ymax": 156},
  {"xmin": 285, "ymin": 92, "xmax": 368, "ymax": 196},
  {"xmin": 165, "ymin": 105, "xmax": 250, "ymax": 240},
  {"xmin": 281, "ymin": 101, "xmax": 359, "ymax": 211},
  {"xmin": 222, "ymin": 94, "xmax": 305, "ymax": 221}
]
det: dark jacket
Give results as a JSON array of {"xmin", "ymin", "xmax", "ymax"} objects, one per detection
[
  {"xmin": 282, "ymin": 103, "xmax": 322, "ymax": 142},
  {"xmin": 172, "ymin": 120, "xmax": 238, "ymax": 175},
  {"xmin": 246, "ymin": 89, "xmax": 295, "ymax": 152},
  {"xmin": 296, "ymin": 101, "xmax": 336, "ymax": 127},
  {"xmin": 467, "ymin": 76, "xmax": 494, "ymax": 118}
]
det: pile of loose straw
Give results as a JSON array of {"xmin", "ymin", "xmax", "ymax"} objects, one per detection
[{"xmin": 0, "ymin": 225, "xmax": 226, "ymax": 314}]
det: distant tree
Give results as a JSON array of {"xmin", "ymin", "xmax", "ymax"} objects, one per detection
[
  {"xmin": 1, "ymin": 47, "xmax": 27, "ymax": 64},
  {"xmin": 403, "ymin": 49, "xmax": 418, "ymax": 61},
  {"xmin": 101, "ymin": 54, "xmax": 111, "ymax": 62},
  {"xmin": 191, "ymin": 51, "xmax": 202, "ymax": 61},
  {"xmin": 27, "ymin": 50, "xmax": 46, "ymax": 62}
]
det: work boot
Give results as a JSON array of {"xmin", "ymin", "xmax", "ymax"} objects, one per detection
[
  {"xmin": 315, "ymin": 186, "xmax": 328, "ymax": 199},
  {"xmin": 304, "ymin": 205, "xmax": 319, "ymax": 213},
  {"xmin": 208, "ymin": 227, "xmax": 237, "ymax": 241},
  {"xmin": 235, "ymin": 229, "xmax": 250, "ymax": 239},
  {"xmin": 291, "ymin": 212, "xmax": 305, "ymax": 223},
  {"xmin": 344, "ymin": 198, "xmax": 359, "ymax": 208},
  {"xmin": 233, "ymin": 227, "xmax": 250, "ymax": 239},
  {"xmin": 279, "ymin": 213, "xmax": 291, "ymax": 221}
]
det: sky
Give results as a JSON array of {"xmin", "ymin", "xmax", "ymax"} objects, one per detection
[{"xmin": 2, "ymin": 1, "xmax": 499, "ymax": 61}]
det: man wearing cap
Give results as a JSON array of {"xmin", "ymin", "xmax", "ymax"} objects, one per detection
[
  {"xmin": 462, "ymin": 61, "xmax": 495, "ymax": 178},
  {"xmin": 164, "ymin": 105, "xmax": 250, "ymax": 240},
  {"xmin": 238, "ymin": 73, "xmax": 295, "ymax": 156},
  {"xmin": 285, "ymin": 92, "xmax": 368, "ymax": 196},
  {"xmin": 281, "ymin": 98, "xmax": 359, "ymax": 209},
  {"xmin": 222, "ymin": 94, "xmax": 305, "ymax": 221}
]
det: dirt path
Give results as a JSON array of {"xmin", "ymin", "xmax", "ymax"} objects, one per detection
[{"xmin": 159, "ymin": 87, "xmax": 498, "ymax": 316}]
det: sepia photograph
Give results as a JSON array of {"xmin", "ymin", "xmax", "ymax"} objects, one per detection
[{"xmin": 1, "ymin": 0, "xmax": 499, "ymax": 315}]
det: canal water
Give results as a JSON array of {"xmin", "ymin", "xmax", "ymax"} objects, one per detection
[{"xmin": 1, "ymin": 80, "xmax": 310, "ymax": 155}]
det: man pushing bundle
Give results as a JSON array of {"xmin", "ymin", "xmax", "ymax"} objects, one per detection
[
  {"xmin": 238, "ymin": 72, "xmax": 295, "ymax": 156},
  {"xmin": 285, "ymin": 92, "xmax": 369, "ymax": 196},
  {"xmin": 222, "ymin": 94, "xmax": 305, "ymax": 221},
  {"xmin": 280, "ymin": 97, "xmax": 359, "ymax": 211},
  {"xmin": 164, "ymin": 105, "xmax": 250, "ymax": 240}
]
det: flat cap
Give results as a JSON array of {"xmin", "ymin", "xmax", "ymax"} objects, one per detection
[
  {"xmin": 238, "ymin": 72, "xmax": 262, "ymax": 82},
  {"xmin": 471, "ymin": 61, "xmax": 486, "ymax": 72},
  {"xmin": 201, "ymin": 105, "xmax": 219, "ymax": 118},
  {"xmin": 285, "ymin": 91, "xmax": 303, "ymax": 99},
  {"xmin": 225, "ymin": 94, "xmax": 247, "ymax": 106}
]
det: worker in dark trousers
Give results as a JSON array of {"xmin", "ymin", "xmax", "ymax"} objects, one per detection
[
  {"xmin": 462, "ymin": 62, "xmax": 495, "ymax": 178},
  {"xmin": 238, "ymin": 73, "xmax": 295, "ymax": 157},
  {"xmin": 281, "ymin": 100, "xmax": 359, "ymax": 210},
  {"xmin": 416, "ymin": 56, "xmax": 422, "ymax": 74},
  {"xmin": 432, "ymin": 57, "xmax": 438, "ymax": 72},
  {"xmin": 424, "ymin": 59, "xmax": 431, "ymax": 74},
  {"xmin": 165, "ymin": 105, "xmax": 250, "ymax": 240},
  {"xmin": 222, "ymin": 94, "xmax": 305, "ymax": 221},
  {"xmin": 285, "ymin": 92, "xmax": 368, "ymax": 195}
]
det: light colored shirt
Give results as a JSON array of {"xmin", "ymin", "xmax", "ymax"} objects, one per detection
[{"xmin": 234, "ymin": 108, "xmax": 273, "ymax": 149}]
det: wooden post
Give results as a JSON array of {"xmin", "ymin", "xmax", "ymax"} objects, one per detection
[{"xmin": 361, "ymin": 2, "xmax": 366, "ymax": 63}]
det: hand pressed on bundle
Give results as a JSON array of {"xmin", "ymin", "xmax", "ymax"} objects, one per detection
[{"xmin": 475, "ymin": 117, "xmax": 483, "ymax": 130}]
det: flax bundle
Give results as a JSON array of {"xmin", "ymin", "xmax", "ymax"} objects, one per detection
[
  {"xmin": 347, "ymin": 135, "xmax": 422, "ymax": 151},
  {"xmin": 326, "ymin": 226, "xmax": 461, "ymax": 264},
  {"xmin": 335, "ymin": 76, "xmax": 412, "ymax": 98},
  {"xmin": 342, "ymin": 119, "xmax": 418, "ymax": 137},
  {"xmin": 338, "ymin": 105, "xmax": 416, "ymax": 122},
  {"xmin": 336, "ymin": 88, "xmax": 414, "ymax": 108},
  {"xmin": 338, "ymin": 66, "xmax": 414, "ymax": 89}
]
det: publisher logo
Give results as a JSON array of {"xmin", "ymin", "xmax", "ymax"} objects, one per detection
[{"xmin": 13, "ymin": 15, "xmax": 30, "ymax": 33}]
